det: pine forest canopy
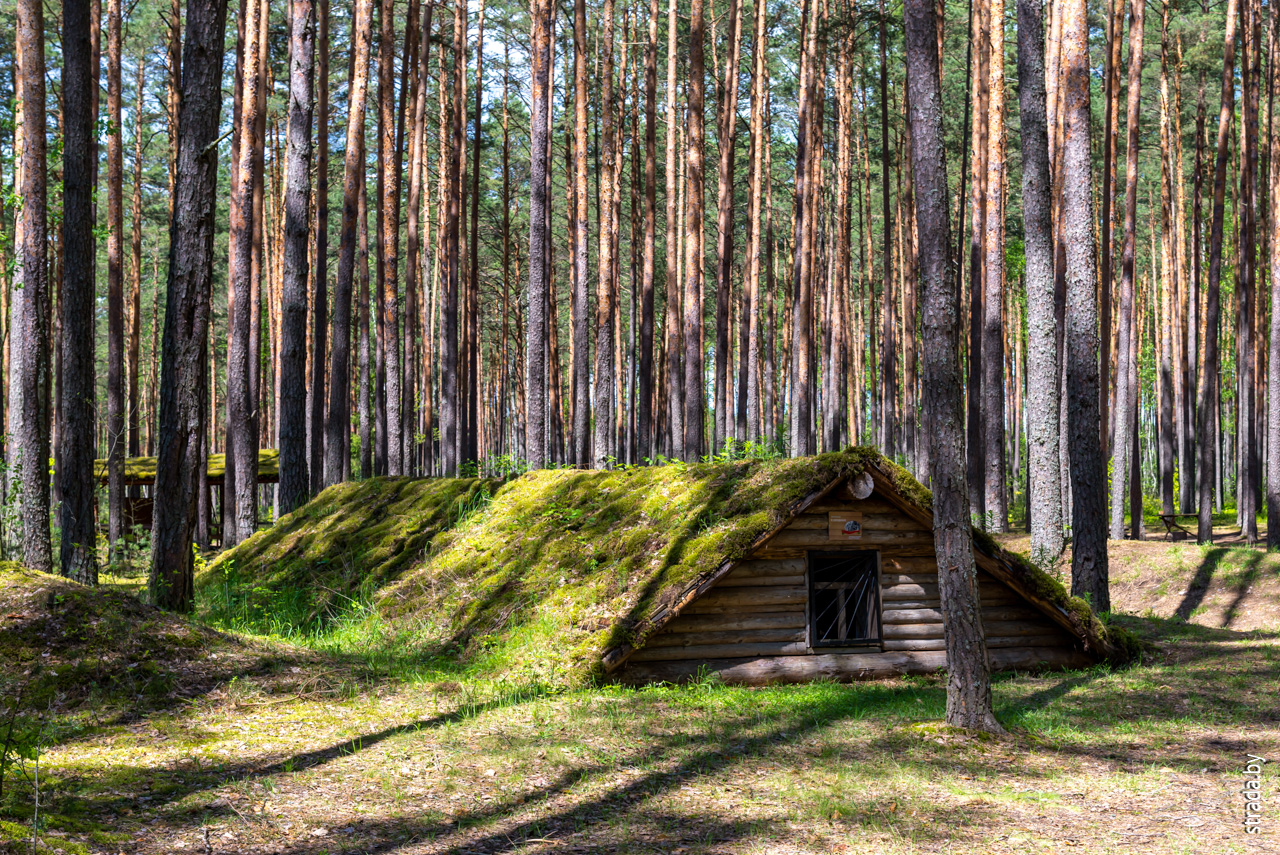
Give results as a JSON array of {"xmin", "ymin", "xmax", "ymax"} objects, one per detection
[{"xmin": 0, "ymin": 0, "xmax": 1269, "ymax": 705}]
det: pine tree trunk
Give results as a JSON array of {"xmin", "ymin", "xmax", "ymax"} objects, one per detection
[
  {"xmin": 878, "ymin": 0, "xmax": 894, "ymax": 460},
  {"xmin": 440, "ymin": 0, "xmax": 465, "ymax": 474},
  {"xmin": 981, "ymin": 0, "xmax": 1006, "ymax": 530},
  {"xmin": 1061, "ymin": 0, "xmax": 1110, "ymax": 611},
  {"xmin": 1018, "ymin": 0, "xmax": 1062, "ymax": 563},
  {"xmin": 107, "ymin": 0, "xmax": 126, "ymax": 555},
  {"xmin": 904, "ymin": 0, "xmax": 1002, "ymax": 734},
  {"xmin": 1110, "ymin": 0, "xmax": 1145, "ymax": 540},
  {"xmin": 59, "ymin": 0, "xmax": 96, "ymax": 583},
  {"xmin": 1199, "ymin": 0, "xmax": 1238, "ymax": 542},
  {"xmin": 376, "ymin": 0, "xmax": 403, "ymax": 475},
  {"xmin": 465, "ymin": 0, "xmax": 485, "ymax": 467},
  {"xmin": 1157, "ymin": 5, "xmax": 1177, "ymax": 518},
  {"xmin": 966, "ymin": 0, "xmax": 990, "ymax": 521},
  {"xmin": 128, "ymin": 56, "xmax": 145, "ymax": 465},
  {"xmin": 683, "ymin": 0, "xmax": 707, "ymax": 461},
  {"xmin": 638, "ymin": 0, "xmax": 659, "ymax": 461},
  {"xmin": 742, "ymin": 0, "xmax": 768, "ymax": 445},
  {"xmin": 149, "ymin": 0, "xmax": 230, "ymax": 611},
  {"xmin": 788, "ymin": 0, "xmax": 817, "ymax": 458},
  {"xmin": 1267, "ymin": 0, "xmax": 1280, "ymax": 550},
  {"xmin": 278, "ymin": 0, "xmax": 316, "ymax": 515},
  {"xmin": 712, "ymin": 0, "xmax": 742, "ymax": 453},
  {"xmin": 1099, "ymin": 0, "xmax": 1124, "ymax": 463},
  {"xmin": 225, "ymin": 0, "xmax": 264, "ymax": 544},
  {"xmin": 324, "ymin": 0, "xmax": 373, "ymax": 486},
  {"xmin": 405, "ymin": 2, "xmax": 435, "ymax": 474},
  {"xmin": 358, "ymin": 167, "xmax": 373, "ymax": 478},
  {"xmin": 593, "ymin": 0, "xmax": 618, "ymax": 467},
  {"xmin": 664, "ymin": 0, "xmax": 683, "ymax": 459},
  {"xmin": 525, "ymin": 0, "xmax": 551, "ymax": 469},
  {"xmin": 1238, "ymin": 0, "xmax": 1260, "ymax": 542},
  {"xmin": 310, "ymin": 0, "xmax": 329, "ymax": 494}
]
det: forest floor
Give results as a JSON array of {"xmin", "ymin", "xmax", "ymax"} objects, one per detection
[{"xmin": 2, "ymin": 531, "xmax": 1279, "ymax": 855}]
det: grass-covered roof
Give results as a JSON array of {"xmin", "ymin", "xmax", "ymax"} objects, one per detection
[{"xmin": 202, "ymin": 448, "xmax": 1137, "ymax": 686}]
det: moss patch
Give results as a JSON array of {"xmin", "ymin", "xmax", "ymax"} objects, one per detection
[{"xmin": 0, "ymin": 564, "xmax": 288, "ymax": 727}]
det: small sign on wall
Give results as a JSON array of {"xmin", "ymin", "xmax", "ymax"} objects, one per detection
[{"xmin": 828, "ymin": 511, "xmax": 863, "ymax": 540}]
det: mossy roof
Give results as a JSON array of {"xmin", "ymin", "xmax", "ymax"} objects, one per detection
[
  {"xmin": 203, "ymin": 447, "xmax": 1137, "ymax": 686},
  {"xmin": 94, "ymin": 449, "xmax": 279, "ymax": 486}
]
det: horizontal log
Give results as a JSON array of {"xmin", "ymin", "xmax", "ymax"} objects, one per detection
[
  {"xmin": 988, "ymin": 634, "xmax": 1071, "ymax": 649},
  {"xmin": 881, "ymin": 620, "xmax": 1062, "ymax": 642},
  {"xmin": 715, "ymin": 574, "xmax": 806, "ymax": 588},
  {"xmin": 683, "ymin": 592, "xmax": 808, "ymax": 615},
  {"xmin": 880, "ymin": 572, "xmax": 943, "ymax": 586},
  {"xmin": 882, "ymin": 638, "xmax": 945, "ymax": 651},
  {"xmin": 616, "ymin": 645, "xmax": 1096, "ymax": 686},
  {"xmin": 806, "ymin": 500, "xmax": 899, "ymax": 515},
  {"xmin": 882, "ymin": 624, "xmax": 945, "ymax": 640},
  {"xmin": 880, "ymin": 604, "xmax": 1046, "ymax": 620},
  {"xmin": 879, "ymin": 556, "xmax": 941, "ymax": 574},
  {"xmin": 618, "ymin": 651, "xmax": 950, "ymax": 685},
  {"xmin": 878, "ymin": 598, "xmax": 941, "ymax": 611},
  {"xmin": 689, "ymin": 585, "xmax": 807, "ymax": 608},
  {"xmin": 769, "ymin": 528, "xmax": 935, "ymax": 548},
  {"xmin": 787, "ymin": 513, "xmax": 930, "ymax": 533},
  {"xmin": 881, "ymin": 606, "xmax": 1051, "ymax": 626},
  {"xmin": 664, "ymin": 612, "xmax": 806, "ymax": 634},
  {"xmin": 881, "ymin": 607, "xmax": 944, "ymax": 623},
  {"xmin": 629, "ymin": 641, "xmax": 809, "ymax": 662},
  {"xmin": 878, "ymin": 547, "xmax": 940, "ymax": 559},
  {"xmin": 980, "ymin": 605, "xmax": 1043, "ymax": 622},
  {"xmin": 882, "ymin": 582, "xmax": 939, "ymax": 600},
  {"xmin": 752, "ymin": 547, "xmax": 807, "ymax": 559},
  {"xmin": 646, "ymin": 627, "xmax": 805, "ymax": 648},
  {"xmin": 983, "ymin": 620, "xmax": 1068, "ymax": 638},
  {"xmin": 724, "ymin": 558, "xmax": 805, "ymax": 577}
]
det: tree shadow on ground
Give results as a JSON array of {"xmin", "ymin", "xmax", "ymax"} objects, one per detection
[
  {"xmin": 244, "ymin": 687, "xmax": 994, "ymax": 855},
  {"xmin": 1173, "ymin": 547, "xmax": 1228, "ymax": 620},
  {"xmin": 1221, "ymin": 550, "xmax": 1276, "ymax": 628}
]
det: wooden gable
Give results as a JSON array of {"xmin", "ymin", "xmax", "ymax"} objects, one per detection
[{"xmin": 617, "ymin": 472, "xmax": 1094, "ymax": 686}]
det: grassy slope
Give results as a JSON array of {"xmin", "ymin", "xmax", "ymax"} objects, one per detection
[
  {"xmin": 202, "ymin": 449, "xmax": 1136, "ymax": 686},
  {"xmin": 0, "ymin": 564, "xmax": 310, "ymax": 852},
  {"xmin": 2, "ymin": 586, "xmax": 1275, "ymax": 855},
  {"xmin": 1, "ymin": 524, "xmax": 1277, "ymax": 853}
]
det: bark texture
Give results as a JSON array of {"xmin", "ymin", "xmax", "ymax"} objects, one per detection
[
  {"xmin": 325, "ymin": 0, "xmax": 373, "ymax": 486},
  {"xmin": 149, "ymin": 0, "xmax": 230, "ymax": 611},
  {"xmin": 60, "ymin": 0, "xmax": 97, "ymax": 583},
  {"xmin": 904, "ymin": 0, "xmax": 1002, "ymax": 734},
  {"xmin": 1017, "ymin": 0, "xmax": 1062, "ymax": 564},
  {"xmin": 1061, "ymin": 0, "xmax": 1109, "ymax": 612},
  {"xmin": 279, "ymin": 0, "xmax": 316, "ymax": 514},
  {"xmin": 1109, "ymin": 0, "xmax": 1145, "ymax": 540},
  {"xmin": 1199, "ymin": 0, "xmax": 1237, "ymax": 542}
]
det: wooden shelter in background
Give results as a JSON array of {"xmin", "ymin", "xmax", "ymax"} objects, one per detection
[
  {"xmin": 606, "ymin": 463, "xmax": 1103, "ymax": 685},
  {"xmin": 94, "ymin": 450, "xmax": 279, "ymax": 534}
]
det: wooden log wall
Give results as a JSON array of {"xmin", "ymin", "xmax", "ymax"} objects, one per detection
[{"xmin": 623, "ymin": 489, "xmax": 1085, "ymax": 683}]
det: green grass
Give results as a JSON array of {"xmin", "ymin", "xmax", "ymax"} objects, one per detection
[{"xmin": 4, "ymin": 560, "xmax": 1279, "ymax": 854}]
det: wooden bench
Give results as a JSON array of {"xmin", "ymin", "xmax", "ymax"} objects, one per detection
[{"xmin": 1159, "ymin": 513, "xmax": 1197, "ymax": 541}]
